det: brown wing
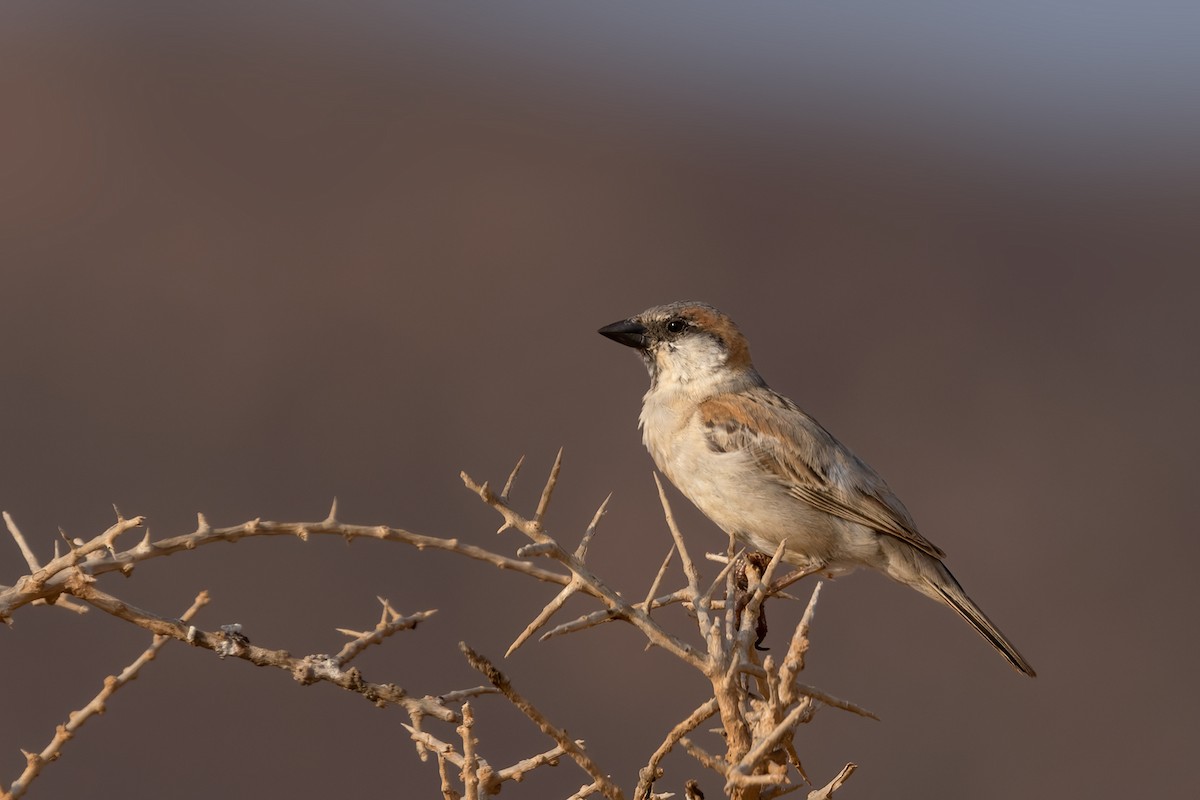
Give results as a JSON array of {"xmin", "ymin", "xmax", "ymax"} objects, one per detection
[{"xmin": 698, "ymin": 389, "xmax": 946, "ymax": 559}]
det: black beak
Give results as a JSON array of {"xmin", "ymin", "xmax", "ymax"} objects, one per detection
[{"xmin": 598, "ymin": 318, "xmax": 649, "ymax": 349}]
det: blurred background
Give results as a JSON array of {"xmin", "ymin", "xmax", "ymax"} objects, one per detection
[{"xmin": 2, "ymin": 2, "xmax": 1197, "ymax": 798}]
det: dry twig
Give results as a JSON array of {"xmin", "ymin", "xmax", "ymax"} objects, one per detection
[
  {"xmin": 2, "ymin": 592, "xmax": 209, "ymax": 800},
  {"xmin": 3, "ymin": 451, "xmax": 871, "ymax": 800},
  {"xmin": 460, "ymin": 642, "xmax": 624, "ymax": 800}
]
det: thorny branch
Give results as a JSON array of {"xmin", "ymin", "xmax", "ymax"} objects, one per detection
[
  {"xmin": 1, "ymin": 592, "xmax": 209, "ymax": 800},
  {"xmin": 3, "ymin": 451, "xmax": 869, "ymax": 799},
  {"xmin": 68, "ymin": 580, "xmax": 463, "ymax": 724},
  {"xmin": 458, "ymin": 454, "xmax": 869, "ymax": 799},
  {"xmin": 0, "ymin": 500, "xmax": 570, "ymax": 622}
]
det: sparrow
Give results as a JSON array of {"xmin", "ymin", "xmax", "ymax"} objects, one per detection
[{"xmin": 599, "ymin": 301, "xmax": 1035, "ymax": 676}]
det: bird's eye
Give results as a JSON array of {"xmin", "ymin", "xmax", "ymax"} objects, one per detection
[{"xmin": 666, "ymin": 318, "xmax": 687, "ymax": 334}]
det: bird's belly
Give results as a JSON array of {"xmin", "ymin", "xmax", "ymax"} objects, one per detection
[{"xmin": 649, "ymin": 432, "xmax": 865, "ymax": 569}]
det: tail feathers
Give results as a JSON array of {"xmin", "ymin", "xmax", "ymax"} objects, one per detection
[{"xmin": 926, "ymin": 572, "xmax": 1037, "ymax": 677}]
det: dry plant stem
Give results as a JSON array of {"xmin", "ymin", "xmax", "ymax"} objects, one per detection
[
  {"xmin": 634, "ymin": 698, "xmax": 719, "ymax": 800},
  {"xmin": 702, "ymin": 547, "xmax": 755, "ymax": 769},
  {"xmin": 494, "ymin": 743, "xmax": 570, "ymax": 784},
  {"xmin": 566, "ymin": 783, "xmax": 602, "ymax": 800},
  {"xmin": 459, "ymin": 642, "xmax": 625, "ymax": 800},
  {"xmin": 700, "ymin": 548, "xmax": 745, "ymax": 623},
  {"xmin": 470, "ymin": 459, "xmax": 865, "ymax": 797},
  {"xmin": 3, "ymin": 511, "xmax": 87, "ymax": 614},
  {"xmin": 533, "ymin": 448, "xmax": 564, "ymax": 525},
  {"xmin": 506, "ymin": 576, "xmax": 585, "ymax": 657},
  {"xmin": 405, "ymin": 727, "xmax": 467, "ymax": 767},
  {"xmin": 779, "ymin": 584, "xmax": 822, "ymax": 705},
  {"xmin": 500, "ymin": 455, "xmax": 526, "ymax": 502},
  {"xmin": 643, "ymin": 543, "xmax": 676, "ymax": 617},
  {"xmin": 652, "ymin": 474, "xmax": 709, "ymax": 631},
  {"xmin": 726, "ymin": 701, "xmax": 814, "ymax": 792},
  {"xmin": 2, "ymin": 591, "xmax": 210, "ymax": 800},
  {"xmin": 335, "ymin": 600, "xmax": 435, "ymax": 665},
  {"xmin": 679, "ymin": 737, "xmax": 728, "ymax": 775},
  {"xmin": 405, "ymin": 726, "xmax": 574, "ymax": 793},
  {"xmin": 461, "ymin": 469, "xmax": 705, "ymax": 672},
  {"xmin": 805, "ymin": 764, "xmax": 856, "ymax": 800},
  {"xmin": 404, "ymin": 726, "xmax": 496, "ymax": 789},
  {"xmin": 729, "ymin": 542, "xmax": 788, "ymax": 673},
  {"xmin": 5, "ymin": 455, "xmax": 870, "ymax": 800},
  {"xmin": 575, "ymin": 493, "xmax": 611, "ymax": 561},
  {"xmin": 70, "ymin": 579, "xmax": 463, "ymax": 724},
  {"xmin": 438, "ymin": 687, "xmax": 498, "ymax": 704},
  {"xmin": 540, "ymin": 588, "xmax": 694, "ymax": 641},
  {"xmin": 438, "ymin": 755, "xmax": 462, "ymax": 800},
  {"xmin": 459, "ymin": 703, "xmax": 480, "ymax": 800},
  {"xmin": 0, "ymin": 504, "xmax": 573, "ymax": 621},
  {"xmin": 4, "ymin": 511, "xmax": 41, "ymax": 572},
  {"xmin": 789, "ymin": 686, "xmax": 877, "ymax": 721}
]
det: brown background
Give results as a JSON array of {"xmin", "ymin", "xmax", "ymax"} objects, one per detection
[{"xmin": 2, "ymin": 4, "xmax": 1197, "ymax": 798}]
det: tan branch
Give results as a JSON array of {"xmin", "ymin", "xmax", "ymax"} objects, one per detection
[
  {"xmin": 459, "ymin": 702, "xmax": 480, "ymax": 800},
  {"xmin": 806, "ymin": 763, "xmax": 856, "ymax": 800},
  {"xmin": 539, "ymin": 589, "xmax": 694, "ymax": 641},
  {"xmin": 438, "ymin": 755, "xmax": 462, "ymax": 800},
  {"xmin": 334, "ymin": 599, "xmax": 435, "ymax": 665},
  {"xmin": 725, "ymin": 697, "xmax": 813, "ymax": 792},
  {"xmin": 3, "ymin": 511, "xmax": 87, "ymax": 614},
  {"xmin": 642, "ymin": 543, "xmax": 676, "ymax": 620},
  {"xmin": 779, "ymin": 584, "xmax": 822, "ymax": 705},
  {"xmin": 1, "ymin": 511, "xmax": 572, "ymax": 621},
  {"xmin": 678, "ymin": 737, "xmax": 728, "ymax": 775},
  {"xmin": 2, "ymin": 591, "xmax": 209, "ymax": 800},
  {"xmin": 494, "ymin": 742, "xmax": 570, "ymax": 784},
  {"xmin": 70, "ymin": 579, "xmax": 462, "ymax": 725},
  {"xmin": 634, "ymin": 698, "xmax": 719, "ymax": 800},
  {"xmin": 506, "ymin": 576, "xmax": 585, "ymax": 658},
  {"xmin": 462, "ymin": 468, "xmax": 706, "ymax": 672},
  {"xmin": 652, "ymin": 474, "xmax": 709, "ymax": 634},
  {"xmin": 790, "ymin": 685, "xmax": 878, "ymax": 721},
  {"xmin": 459, "ymin": 642, "xmax": 624, "ymax": 800},
  {"xmin": 405, "ymin": 726, "xmax": 574, "ymax": 795},
  {"xmin": 533, "ymin": 447, "xmax": 564, "ymax": 526}
]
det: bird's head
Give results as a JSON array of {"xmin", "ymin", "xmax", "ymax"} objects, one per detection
[{"xmin": 598, "ymin": 301, "xmax": 759, "ymax": 391}]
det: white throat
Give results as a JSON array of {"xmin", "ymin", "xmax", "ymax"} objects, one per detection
[{"xmin": 649, "ymin": 335, "xmax": 732, "ymax": 395}]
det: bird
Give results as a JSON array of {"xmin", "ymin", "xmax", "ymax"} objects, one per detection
[{"xmin": 598, "ymin": 301, "xmax": 1036, "ymax": 676}]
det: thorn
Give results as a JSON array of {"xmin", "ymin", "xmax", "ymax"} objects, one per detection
[
  {"xmin": 501, "ymin": 455, "xmax": 526, "ymax": 501},
  {"xmin": 533, "ymin": 448, "xmax": 564, "ymax": 524},
  {"xmin": 196, "ymin": 513, "xmax": 211, "ymax": 534},
  {"xmin": 112, "ymin": 503, "xmax": 124, "ymax": 523},
  {"xmin": 576, "ymin": 492, "xmax": 612, "ymax": 558},
  {"xmin": 59, "ymin": 528, "xmax": 81, "ymax": 554},
  {"xmin": 326, "ymin": 497, "xmax": 339, "ymax": 524},
  {"xmin": 377, "ymin": 596, "xmax": 399, "ymax": 622}
]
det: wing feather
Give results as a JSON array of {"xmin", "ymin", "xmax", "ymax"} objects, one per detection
[{"xmin": 698, "ymin": 389, "xmax": 946, "ymax": 559}]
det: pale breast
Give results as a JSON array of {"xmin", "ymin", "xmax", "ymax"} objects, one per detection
[{"xmin": 640, "ymin": 391, "xmax": 858, "ymax": 568}]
